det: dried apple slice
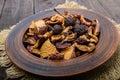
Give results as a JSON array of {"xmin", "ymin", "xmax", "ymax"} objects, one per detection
[
  {"xmin": 75, "ymin": 43, "xmax": 95, "ymax": 52},
  {"xmin": 35, "ymin": 20, "xmax": 46, "ymax": 27},
  {"xmin": 32, "ymin": 40, "xmax": 40, "ymax": 49},
  {"xmin": 31, "ymin": 49, "xmax": 41, "ymax": 55},
  {"xmin": 29, "ymin": 21, "xmax": 37, "ymax": 34},
  {"xmin": 40, "ymin": 39, "xmax": 58, "ymax": 58},
  {"xmin": 61, "ymin": 45, "xmax": 75, "ymax": 60}
]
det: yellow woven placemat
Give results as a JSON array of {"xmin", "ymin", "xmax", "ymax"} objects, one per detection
[{"xmin": 0, "ymin": 1, "xmax": 120, "ymax": 80}]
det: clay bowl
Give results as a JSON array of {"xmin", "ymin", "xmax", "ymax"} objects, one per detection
[{"xmin": 5, "ymin": 8, "xmax": 119, "ymax": 77}]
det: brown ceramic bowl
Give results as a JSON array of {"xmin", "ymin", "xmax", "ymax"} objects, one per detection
[{"xmin": 5, "ymin": 8, "xmax": 119, "ymax": 77}]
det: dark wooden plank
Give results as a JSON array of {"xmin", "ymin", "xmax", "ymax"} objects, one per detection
[
  {"xmin": 0, "ymin": 67, "xmax": 6, "ymax": 80},
  {"xmin": 77, "ymin": 0, "xmax": 112, "ymax": 18},
  {"xmin": 97, "ymin": 0, "xmax": 120, "ymax": 23},
  {"xmin": 34, "ymin": 0, "xmax": 65, "ymax": 13},
  {"xmin": 68, "ymin": 0, "xmax": 120, "ymax": 23},
  {"xmin": 0, "ymin": 0, "xmax": 34, "ymax": 30},
  {"xmin": 0, "ymin": 0, "xmax": 5, "ymax": 17}
]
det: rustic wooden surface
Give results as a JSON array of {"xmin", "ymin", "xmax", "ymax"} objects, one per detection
[
  {"xmin": 0, "ymin": 0, "xmax": 120, "ymax": 30},
  {"xmin": 0, "ymin": 0, "xmax": 120, "ymax": 80}
]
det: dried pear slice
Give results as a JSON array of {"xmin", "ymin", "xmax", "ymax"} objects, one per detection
[
  {"xmin": 24, "ymin": 37, "xmax": 36, "ymax": 45},
  {"xmin": 32, "ymin": 40, "xmax": 40, "ymax": 49},
  {"xmin": 35, "ymin": 20, "xmax": 46, "ymax": 27},
  {"xmin": 90, "ymin": 38, "xmax": 97, "ymax": 43},
  {"xmin": 31, "ymin": 49, "xmax": 41, "ymax": 55},
  {"xmin": 75, "ymin": 43, "xmax": 95, "ymax": 52},
  {"xmin": 29, "ymin": 21, "xmax": 37, "ymax": 28},
  {"xmin": 88, "ymin": 43, "xmax": 96, "ymax": 52},
  {"xmin": 62, "ymin": 33, "xmax": 76, "ymax": 43},
  {"xmin": 75, "ymin": 44, "xmax": 89, "ymax": 52},
  {"xmin": 29, "ymin": 21, "xmax": 37, "ymax": 34},
  {"xmin": 50, "ymin": 14, "xmax": 64, "ymax": 22},
  {"xmin": 62, "ymin": 26, "xmax": 72, "ymax": 33},
  {"xmin": 40, "ymin": 39, "xmax": 58, "ymax": 58},
  {"xmin": 61, "ymin": 45, "xmax": 75, "ymax": 60},
  {"xmin": 43, "ymin": 31, "xmax": 53, "ymax": 38},
  {"xmin": 93, "ymin": 19, "xmax": 100, "ymax": 36},
  {"xmin": 88, "ymin": 26, "xmax": 98, "ymax": 43}
]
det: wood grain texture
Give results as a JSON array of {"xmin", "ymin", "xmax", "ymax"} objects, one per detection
[
  {"xmin": 0, "ymin": 0, "xmax": 33, "ymax": 30},
  {"xmin": 34, "ymin": 0, "xmax": 65, "ymax": 13},
  {"xmin": 0, "ymin": 0, "xmax": 120, "ymax": 30},
  {"xmin": 97, "ymin": 0, "xmax": 120, "ymax": 23},
  {"xmin": 0, "ymin": 0, "xmax": 5, "ymax": 18}
]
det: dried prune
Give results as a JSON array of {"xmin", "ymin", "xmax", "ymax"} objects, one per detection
[
  {"xmin": 64, "ymin": 17, "xmax": 76, "ymax": 26},
  {"xmin": 75, "ymin": 38, "xmax": 89, "ymax": 45},
  {"xmin": 75, "ymin": 51, "xmax": 81, "ymax": 57},
  {"xmin": 46, "ymin": 25, "xmax": 53, "ymax": 31},
  {"xmin": 74, "ymin": 24, "xmax": 88, "ymax": 36},
  {"xmin": 27, "ymin": 46, "xmax": 33, "ymax": 52},
  {"xmin": 38, "ymin": 27, "xmax": 47, "ymax": 35},
  {"xmin": 49, "ymin": 53, "xmax": 64, "ymax": 60},
  {"xmin": 53, "ymin": 24, "xmax": 62, "ymax": 35},
  {"xmin": 56, "ymin": 42, "xmax": 71, "ymax": 49},
  {"xmin": 85, "ymin": 33, "xmax": 91, "ymax": 39}
]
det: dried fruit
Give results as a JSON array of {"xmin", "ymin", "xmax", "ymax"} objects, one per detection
[
  {"xmin": 64, "ymin": 17, "xmax": 76, "ymax": 27},
  {"xmin": 62, "ymin": 33, "xmax": 76, "ymax": 43},
  {"xmin": 38, "ymin": 27, "xmax": 47, "ymax": 35},
  {"xmin": 24, "ymin": 37, "xmax": 36, "ymax": 45},
  {"xmin": 49, "ymin": 53, "xmax": 64, "ymax": 60},
  {"xmin": 80, "ymin": 15, "xmax": 91, "ymax": 26},
  {"xmin": 35, "ymin": 20, "xmax": 46, "ymax": 28},
  {"xmin": 51, "ymin": 35, "xmax": 65, "ymax": 43},
  {"xmin": 40, "ymin": 39, "xmax": 58, "ymax": 58},
  {"xmin": 75, "ymin": 38, "xmax": 89, "ymax": 45},
  {"xmin": 53, "ymin": 25, "xmax": 62, "ymax": 35},
  {"xmin": 46, "ymin": 25, "xmax": 53, "ymax": 31},
  {"xmin": 29, "ymin": 21, "xmax": 37, "ymax": 34},
  {"xmin": 74, "ymin": 24, "xmax": 88, "ymax": 36},
  {"xmin": 75, "ymin": 43, "xmax": 95, "ymax": 52},
  {"xmin": 50, "ymin": 14, "xmax": 64, "ymax": 22},
  {"xmin": 31, "ymin": 40, "xmax": 40, "ymax": 49},
  {"xmin": 56, "ymin": 42, "xmax": 71, "ymax": 49},
  {"xmin": 93, "ymin": 19, "xmax": 100, "ymax": 36},
  {"xmin": 62, "ymin": 26, "xmax": 72, "ymax": 33},
  {"xmin": 43, "ymin": 31, "xmax": 53, "ymax": 38},
  {"xmin": 31, "ymin": 49, "xmax": 41, "ymax": 55},
  {"xmin": 61, "ymin": 45, "xmax": 75, "ymax": 60},
  {"xmin": 23, "ymin": 11, "xmax": 100, "ymax": 60}
]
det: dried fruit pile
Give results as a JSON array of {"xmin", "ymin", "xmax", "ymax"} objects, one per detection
[{"xmin": 23, "ymin": 9, "xmax": 100, "ymax": 60}]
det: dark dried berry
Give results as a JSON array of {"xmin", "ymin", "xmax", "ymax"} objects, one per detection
[
  {"xmin": 39, "ymin": 27, "xmax": 47, "ymax": 35},
  {"xmin": 49, "ymin": 53, "xmax": 64, "ymax": 60},
  {"xmin": 74, "ymin": 24, "xmax": 88, "ymax": 36},
  {"xmin": 62, "ymin": 32, "xmax": 68, "ymax": 37},
  {"xmin": 68, "ymin": 31, "xmax": 73, "ymax": 35},
  {"xmin": 33, "ymin": 33, "xmax": 39, "ymax": 40},
  {"xmin": 63, "ymin": 39, "xmax": 75, "ymax": 43},
  {"xmin": 56, "ymin": 42, "xmax": 71, "ymax": 49},
  {"xmin": 75, "ymin": 38, "xmax": 89, "ymax": 45},
  {"xmin": 46, "ymin": 25, "xmax": 53, "ymax": 31},
  {"xmin": 85, "ymin": 33, "xmax": 91, "ymax": 39},
  {"xmin": 75, "ymin": 51, "xmax": 81, "ymax": 57},
  {"xmin": 53, "ymin": 24, "xmax": 62, "ymax": 35},
  {"xmin": 64, "ymin": 17, "xmax": 76, "ymax": 26},
  {"xmin": 27, "ymin": 46, "xmax": 33, "ymax": 52}
]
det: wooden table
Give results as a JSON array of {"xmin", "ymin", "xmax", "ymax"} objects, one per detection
[
  {"xmin": 0, "ymin": 0, "xmax": 120, "ymax": 30},
  {"xmin": 0, "ymin": 0, "xmax": 120, "ymax": 80}
]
